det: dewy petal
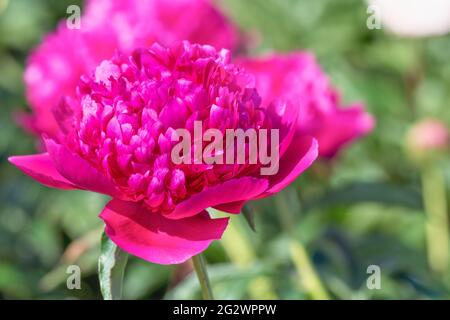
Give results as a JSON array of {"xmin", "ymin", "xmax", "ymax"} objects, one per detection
[
  {"xmin": 100, "ymin": 199, "xmax": 229, "ymax": 264},
  {"xmin": 263, "ymin": 134, "xmax": 318, "ymax": 196},
  {"xmin": 165, "ymin": 177, "xmax": 268, "ymax": 220},
  {"xmin": 8, "ymin": 153, "xmax": 78, "ymax": 190},
  {"xmin": 44, "ymin": 138, "xmax": 121, "ymax": 198}
]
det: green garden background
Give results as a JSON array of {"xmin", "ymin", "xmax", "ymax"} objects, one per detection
[{"xmin": 1, "ymin": 0, "xmax": 450, "ymax": 299}]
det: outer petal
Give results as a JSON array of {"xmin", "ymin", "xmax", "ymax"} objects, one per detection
[
  {"xmin": 164, "ymin": 177, "xmax": 268, "ymax": 220},
  {"xmin": 100, "ymin": 199, "xmax": 229, "ymax": 264},
  {"xmin": 213, "ymin": 200, "xmax": 246, "ymax": 214},
  {"xmin": 313, "ymin": 105, "xmax": 375, "ymax": 158},
  {"xmin": 212, "ymin": 136, "xmax": 318, "ymax": 210},
  {"xmin": 263, "ymin": 134, "xmax": 318, "ymax": 196},
  {"xmin": 44, "ymin": 138, "xmax": 121, "ymax": 198},
  {"xmin": 265, "ymin": 99, "xmax": 299, "ymax": 157},
  {"xmin": 8, "ymin": 153, "xmax": 78, "ymax": 190}
]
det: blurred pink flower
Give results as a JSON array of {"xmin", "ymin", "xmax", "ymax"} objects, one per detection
[
  {"xmin": 22, "ymin": 0, "xmax": 238, "ymax": 139},
  {"xmin": 10, "ymin": 42, "xmax": 318, "ymax": 264},
  {"xmin": 237, "ymin": 53, "xmax": 375, "ymax": 158},
  {"xmin": 406, "ymin": 118, "xmax": 449, "ymax": 162}
]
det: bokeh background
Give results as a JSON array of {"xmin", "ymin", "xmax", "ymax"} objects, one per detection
[{"xmin": 1, "ymin": 0, "xmax": 450, "ymax": 299}]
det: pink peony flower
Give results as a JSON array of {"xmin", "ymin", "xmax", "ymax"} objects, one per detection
[
  {"xmin": 22, "ymin": 0, "xmax": 238, "ymax": 139},
  {"xmin": 237, "ymin": 53, "xmax": 375, "ymax": 158},
  {"xmin": 10, "ymin": 42, "xmax": 318, "ymax": 264}
]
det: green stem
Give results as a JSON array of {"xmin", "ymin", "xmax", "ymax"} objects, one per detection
[
  {"xmin": 191, "ymin": 254, "xmax": 214, "ymax": 300},
  {"xmin": 289, "ymin": 239, "xmax": 330, "ymax": 300},
  {"xmin": 276, "ymin": 188, "xmax": 330, "ymax": 300},
  {"xmin": 0, "ymin": 0, "xmax": 8, "ymax": 14},
  {"xmin": 220, "ymin": 215, "xmax": 278, "ymax": 299},
  {"xmin": 422, "ymin": 165, "xmax": 449, "ymax": 274},
  {"xmin": 99, "ymin": 232, "xmax": 129, "ymax": 300}
]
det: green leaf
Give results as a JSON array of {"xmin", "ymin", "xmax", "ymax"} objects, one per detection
[
  {"xmin": 242, "ymin": 204, "xmax": 256, "ymax": 232},
  {"xmin": 98, "ymin": 230, "xmax": 129, "ymax": 300},
  {"xmin": 165, "ymin": 263, "xmax": 268, "ymax": 300},
  {"xmin": 303, "ymin": 182, "xmax": 423, "ymax": 212}
]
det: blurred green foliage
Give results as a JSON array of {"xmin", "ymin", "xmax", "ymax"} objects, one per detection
[{"xmin": 1, "ymin": 0, "xmax": 450, "ymax": 299}]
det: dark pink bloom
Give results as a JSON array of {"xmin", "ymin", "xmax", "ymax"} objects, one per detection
[
  {"xmin": 22, "ymin": 0, "xmax": 238, "ymax": 139},
  {"xmin": 10, "ymin": 42, "xmax": 318, "ymax": 264},
  {"xmin": 237, "ymin": 53, "xmax": 375, "ymax": 158}
]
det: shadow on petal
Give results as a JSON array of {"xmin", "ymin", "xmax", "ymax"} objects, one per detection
[{"xmin": 100, "ymin": 199, "xmax": 229, "ymax": 265}]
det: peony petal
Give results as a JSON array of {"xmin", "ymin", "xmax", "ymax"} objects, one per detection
[
  {"xmin": 44, "ymin": 138, "xmax": 121, "ymax": 198},
  {"xmin": 165, "ymin": 177, "xmax": 268, "ymax": 220},
  {"xmin": 314, "ymin": 105, "xmax": 375, "ymax": 158},
  {"xmin": 265, "ymin": 99, "xmax": 299, "ymax": 157},
  {"xmin": 237, "ymin": 53, "xmax": 315, "ymax": 107},
  {"xmin": 264, "ymin": 134, "xmax": 318, "ymax": 195},
  {"xmin": 213, "ymin": 200, "xmax": 246, "ymax": 214},
  {"xmin": 100, "ymin": 199, "xmax": 229, "ymax": 265},
  {"xmin": 8, "ymin": 153, "xmax": 78, "ymax": 190}
]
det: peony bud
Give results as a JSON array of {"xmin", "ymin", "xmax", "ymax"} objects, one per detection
[{"xmin": 406, "ymin": 118, "xmax": 449, "ymax": 163}]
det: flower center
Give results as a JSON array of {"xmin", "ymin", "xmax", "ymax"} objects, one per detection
[{"xmin": 58, "ymin": 42, "xmax": 267, "ymax": 212}]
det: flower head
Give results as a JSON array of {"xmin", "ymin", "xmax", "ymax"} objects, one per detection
[
  {"xmin": 10, "ymin": 42, "xmax": 318, "ymax": 264},
  {"xmin": 59, "ymin": 42, "xmax": 275, "ymax": 212}
]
